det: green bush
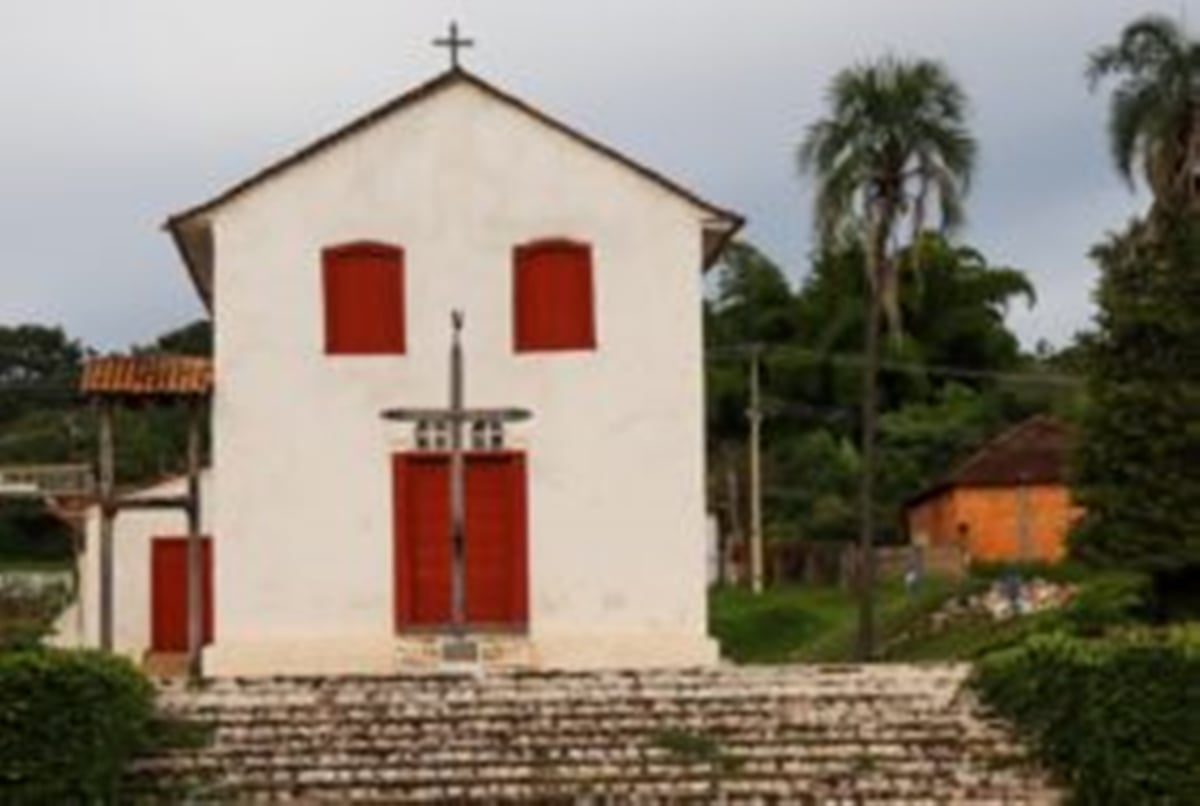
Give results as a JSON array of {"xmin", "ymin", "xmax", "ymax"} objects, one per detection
[
  {"xmin": 1062, "ymin": 572, "xmax": 1150, "ymax": 636},
  {"xmin": 0, "ymin": 500, "xmax": 74, "ymax": 564},
  {"xmin": 973, "ymin": 627, "xmax": 1200, "ymax": 805},
  {"xmin": 0, "ymin": 578, "xmax": 72, "ymax": 650},
  {"xmin": 0, "ymin": 650, "xmax": 155, "ymax": 801}
]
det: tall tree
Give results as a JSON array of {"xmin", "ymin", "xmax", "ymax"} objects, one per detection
[
  {"xmin": 798, "ymin": 57, "xmax": 976, "ymax": 658},
  {"xmin": 1073, "ymin": 16, "xmax": 1200, "ymax": 614},
  {"xmin": 1071, "ymin": 218, "xmax": 1200, "ymax": 611},
  {"xmin": 1087, "ymin": 14, "xmax": 1200, "ymax": 214}
]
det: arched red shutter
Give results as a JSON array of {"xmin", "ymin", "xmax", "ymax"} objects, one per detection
[
  {"xmin": 513, "ymin": 239, "xmax": 596, "ymax": 352},
  {"xmin": 322, "ymin": 242, "xmax": 406, "ymax": 354}
]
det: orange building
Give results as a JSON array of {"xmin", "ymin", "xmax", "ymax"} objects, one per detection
[{"xmin": 905, "ymin": 416, "xmax": 1083, "ymax": 564}]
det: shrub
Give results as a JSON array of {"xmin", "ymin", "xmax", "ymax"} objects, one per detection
[
  {"xmin": 1061, "ymin": 571, "xmax": 1150, "ymax": 636},
  {"xmin": 0, "ymin": 578, "xmax": 72, "ymax": 650},
  {"xmin": 973, "ymin": 628, "xmax": 1200, "ymax": 805},
  {"xmin": 0, "ymin": 650, "xmax": 155, "ymax": 801},
  {"xmin": 0, "ymin": 500, "xmax": 74, "ymax": 564}
]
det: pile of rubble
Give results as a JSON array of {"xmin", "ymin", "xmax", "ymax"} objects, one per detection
[{"xmin": 929, "ymin": 578, "xmax": 1076, "ymax": 632}]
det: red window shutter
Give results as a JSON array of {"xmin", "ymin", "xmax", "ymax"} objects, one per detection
[
  {"xmin": 322, "ymin": 242, "xmax": 406, "ymax": 354},
  {"xmin": 513, "ymin": 239, "xmax": 596, "ymax": 352}
]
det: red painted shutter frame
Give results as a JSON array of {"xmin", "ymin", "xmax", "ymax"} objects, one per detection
[
  {"xmin": 322, "ymin": 242, "xmax": 406, "ymax": 354},
  {"xmin": 513, "ymin": 239, "xmax": 596, "ymax": 352}
]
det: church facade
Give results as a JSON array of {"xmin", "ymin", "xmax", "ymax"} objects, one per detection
[{"xmin": 80, "ymin": 67, "xmax": 740, "ymax": 675}]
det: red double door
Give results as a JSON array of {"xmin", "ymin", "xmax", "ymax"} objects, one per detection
[{"xmin": 392, "ymin": 452, "xmax": 528, "ymax": 630}]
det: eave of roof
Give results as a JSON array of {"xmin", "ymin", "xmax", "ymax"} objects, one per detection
[{"xmin": 165, "ymin": 67, "xmax": 744, "ymax": 306}]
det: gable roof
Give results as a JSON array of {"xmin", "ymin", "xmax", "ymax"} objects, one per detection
[
  {"xmin": 166, "ymin": 68, "xmax": 743, "ymax": 308},
  {"xmin": 908, "ymin": 415, "xmax": 1073, "ymax": 507}
]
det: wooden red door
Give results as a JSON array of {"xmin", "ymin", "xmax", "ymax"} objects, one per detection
[
  {"xmin": 393, "ymin": 452, "xmax": 528, "ymax": 630},
  {"xmin": 150, "ymin": 537, "xmax": 214, "ymax": 652}
]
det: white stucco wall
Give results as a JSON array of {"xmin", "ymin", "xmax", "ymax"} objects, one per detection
[
  {"xmin": 199, "ymin": 79, "xmax": 722, "ymax": 674},
  {"xmin": 73, "ymin": 472, "xmax": 213, "ymax": 662}
]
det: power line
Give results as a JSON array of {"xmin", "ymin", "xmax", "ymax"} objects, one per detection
[{"xmin": 706, "ymin": 342, "xmax": 1083, "ymax": 387}]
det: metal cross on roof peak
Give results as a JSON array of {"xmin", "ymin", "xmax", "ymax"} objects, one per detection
[{"xmin": 433, "ymin": 21, "xmax": 475, "ymax": 70}]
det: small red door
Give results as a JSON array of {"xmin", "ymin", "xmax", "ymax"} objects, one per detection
[
  {"xmin": 393, "ymin": 452, "xmax": 528, "ymax": 630},
  {"xmin": 150, "ymin": 537, "xmax": 214, "ymax": 652}
]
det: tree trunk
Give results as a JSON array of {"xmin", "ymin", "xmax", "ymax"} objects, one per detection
[
  {"xmin": 856, "ymin": 207, "xmax": 891, "ymax": 662},
  {"xmin": 856, "ymin": 279, "xmax": 882, "ymax": 661}
]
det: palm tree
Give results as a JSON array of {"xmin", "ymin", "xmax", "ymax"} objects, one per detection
[
  {"xmin": 798, "ymin": 57, "xmax": 976, "ymax": 660},
  {"xmin": 1088, "ymin": 14, "xmax": 1200, "ymax": 214}
]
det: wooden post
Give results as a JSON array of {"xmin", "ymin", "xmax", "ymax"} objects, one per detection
[
  {"xmin": 185, "ymin": 399, "xmax": 204, "ymax": 681},
  {"xmin": 97, "ymin": 401, "xmax": 115, "ymax": 652},
  {"xmin": 747, "ymin": 347, "xmax": 764, "ymax": 594}
]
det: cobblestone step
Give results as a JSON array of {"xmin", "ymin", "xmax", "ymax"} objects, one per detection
[{"xmin": 132, "ymin": 664, "xmax": 1062, "ymax": 803}]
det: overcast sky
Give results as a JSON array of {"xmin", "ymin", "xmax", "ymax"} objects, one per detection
[{"xmin": 0, "ymin": 1, "xmax": 1188, "ymax": 351}]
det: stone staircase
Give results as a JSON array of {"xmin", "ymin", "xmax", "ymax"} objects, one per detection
[{"xmin": 129, "ymin": 664, "xmax": 1062, "ymax": 803}]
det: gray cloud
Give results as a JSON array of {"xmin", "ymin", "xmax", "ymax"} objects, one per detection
[{"xmin": 0, "ymin": 0, "xmax": 1186, "ymax": 350}]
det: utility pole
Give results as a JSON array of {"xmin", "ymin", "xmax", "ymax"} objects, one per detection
[
  {"xmin": 97, "ymin": 401, "xmax": 115, "ymax": 651},
  {"xmin": 724, "ymin": 458, "xmax": 742, "ymax": 586},
  {"xmin": 747, "ymin": 346, "xmax": 764, "ymax": 594},
  {"xmin": 185, "ymin": 399, "xmax": 204, "ymax": 682}
]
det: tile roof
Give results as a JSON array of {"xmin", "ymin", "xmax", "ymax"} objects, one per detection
[
  {"xmin": 80, "ymin": 355, "xmax": 213, "ymax": 397},
  {"xmin": 909, "ymin": 415, "xmax": 1073, "ymax": 505}
]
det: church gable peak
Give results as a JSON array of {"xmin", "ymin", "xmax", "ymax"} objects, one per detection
[{"xmin": 166, "ymin": 67, "xmax": 742, "ymax": 308}]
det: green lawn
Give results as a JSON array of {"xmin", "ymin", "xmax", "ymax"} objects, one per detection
[{"xmin": 709, "ymin": 576, "xmax": 962, "ymax": 663}]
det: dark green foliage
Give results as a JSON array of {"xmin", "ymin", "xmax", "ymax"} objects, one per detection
[
  {"xmin": 706, "ymin": 237, "xmax": 1051, "ymax": 546},
  {"xmin": 147, "ymin": 319, "xmax": 212, "ymax": 358},
  {"xmin": 0, "ymin": 319, "xmax": 212, "ymax": 502},
  {"xmin": 0, "ymin": 580, "xmax": 72, "ymax": 651},
  {"xmin": 765, "ymin": 430, "xmax": 859, "ymax": 543},
  {"xmin": 974, "ymin": 628, "xmax": 1200, "ymax": 805},
  {"xmin": 1071, "ymin": 216, "xmax": 1200, "ymax": 592},
  {"xmin": 0, "ymin": 650, "xmax": 155, "ymax": 802},
  {"xmin": 0, "ymin": 325, "xmax": 83, "ymax": 426},
  {"xmin": 0, "ymin": 500, "xmax": 74, "ymax": 563},
  {"xmin": 877, "ymin": 383, "xmax": 1007, "ymax": 538},
  {"xmin": 1061, "ymin": 571, "xmax": 1151, "ymax": 636}
]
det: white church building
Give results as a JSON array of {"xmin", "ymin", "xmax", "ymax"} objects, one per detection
[{"xmin": 74, "ymin": 62, "xmax": 741, "ymax": 676}]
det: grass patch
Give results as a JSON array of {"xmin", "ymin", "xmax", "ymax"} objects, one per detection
[
  {"xmin": 885, "ymin": 610, "xmax": 1060, "ymax": 662},
  {"xmin": 146, "ymin": 715, "xmax": 216, "ymax": 752},
  {"xmin": 651, "ymin": 728, "xmax": 722, "ymax": 762},
  {"xmin": 709, "ymin": 585, "xmax": 852, "ymax": 663},
  {"xmin": 710, "ymin": 576, "xmax": 963, "ymax": 663}
]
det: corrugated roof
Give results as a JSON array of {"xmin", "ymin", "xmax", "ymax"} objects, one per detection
[
  {"xmin": 80, "ymin": 355, "xmax": 213, "ymax": 397},
  {"xmin": 909, "ymin": 415, "xmax": 1073, "ymax": 506}
]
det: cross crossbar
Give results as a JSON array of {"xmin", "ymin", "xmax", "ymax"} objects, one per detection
[{"xmin": 382, "ymin": 407, "xmax": 531, "ymax": 423}]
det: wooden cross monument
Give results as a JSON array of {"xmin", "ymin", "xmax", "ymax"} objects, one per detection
[{"xmin": 382, "ymin": 312, "xmax": 530, "ymax": 655}]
